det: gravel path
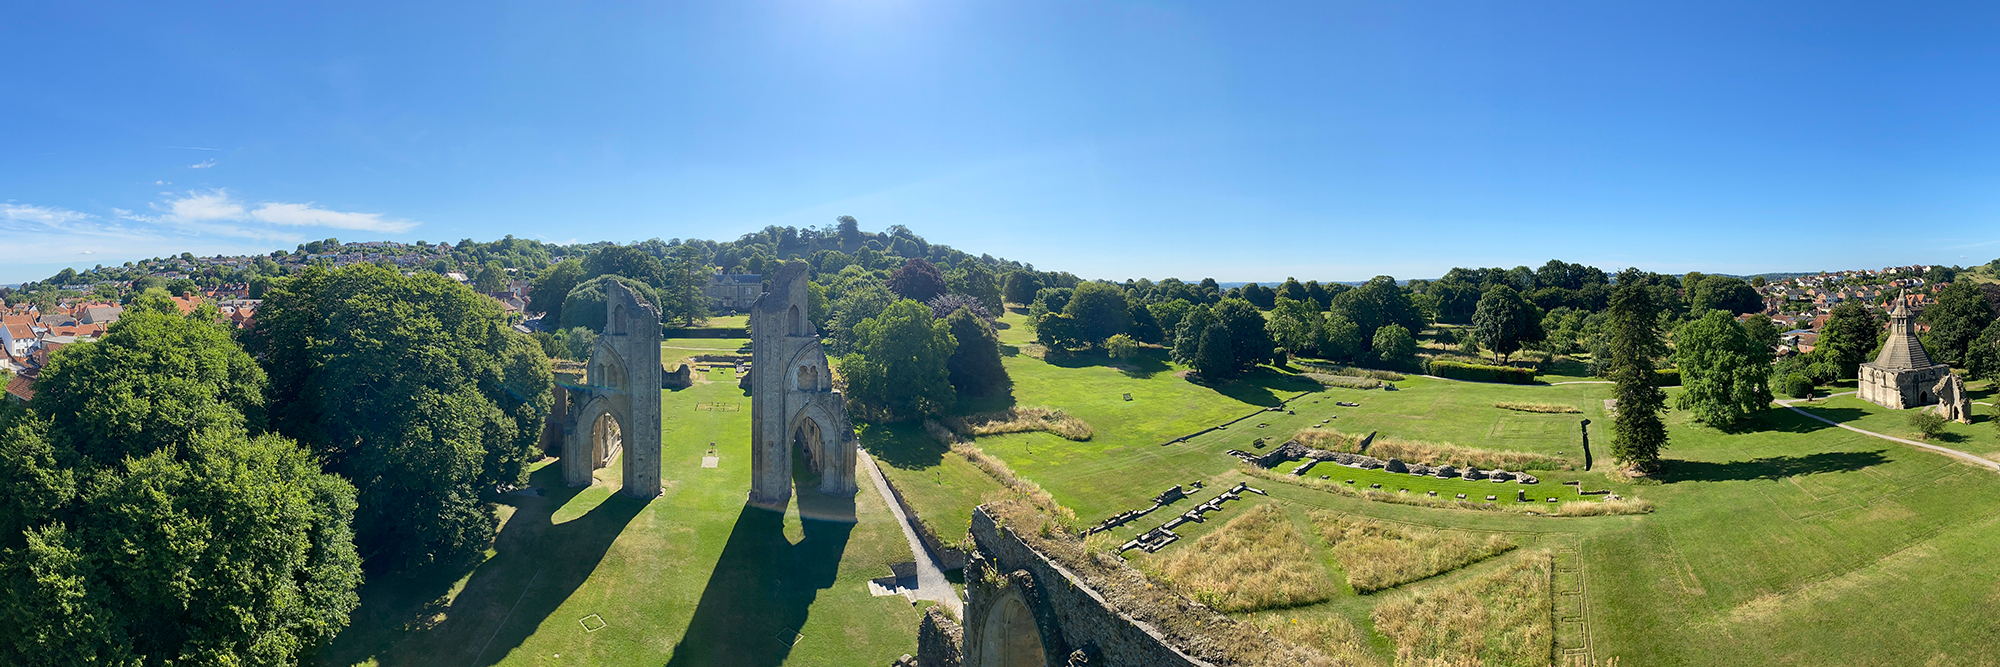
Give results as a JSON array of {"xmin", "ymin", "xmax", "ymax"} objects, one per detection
[
  {"xmin": 1776, "ymin": 393, "xmax": 1999, "ymax": 472},
  {"xmin": 857, "ymin": 447, "xmax": 964, "ymax": 618}
]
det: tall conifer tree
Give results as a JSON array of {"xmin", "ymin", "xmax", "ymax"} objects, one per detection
[{"xmin": 1608, "ymin": 270, "xmax": 1669, "ymax": 472}]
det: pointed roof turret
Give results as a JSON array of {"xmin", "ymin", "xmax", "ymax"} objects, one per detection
[{"xmin": 1869, "ymin": 291, "xmax": 1936, "ymax": 370}]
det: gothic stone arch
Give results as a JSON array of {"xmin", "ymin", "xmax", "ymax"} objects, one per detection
[
  {"xmin": 750, "ymin": 263, "xmax": 858, "ymax": 510},
  {"xmin": 562, "ymin": 279, "xmax": 663, "ymax": 497}
]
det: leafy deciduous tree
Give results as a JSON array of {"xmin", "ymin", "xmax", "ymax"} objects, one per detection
[
  {"xmin": 839, "ymin": 300, "xmax": 957, "ymax": 419},
  {"xmin": 1673, "ymin": 310, "xmax": 1774, "ymax": 427}
]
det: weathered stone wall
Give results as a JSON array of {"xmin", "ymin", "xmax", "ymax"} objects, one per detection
[
  {"xmin": 915, "ymin": 606, "xmax": 965, "ymax": 667},
  {"xmin": 962, "ymin": 507, "xmax": 1215, "ymax": 667}
]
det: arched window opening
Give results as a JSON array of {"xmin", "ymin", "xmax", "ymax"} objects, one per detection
[
  {"xmin": 788, "ymin": 305, "xmax": 802, "ymax": 336},
  {"xmin": 613, "ymin": 304, "xmax": 627, "ymax": 335}
]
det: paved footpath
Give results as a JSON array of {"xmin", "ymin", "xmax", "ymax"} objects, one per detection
[
  {"xmin": 858, "ymin": 447, "xmax": 965, "ymax": 618},
  {"xmin": 1776, "ymin": 392, "xmax": 1999, "ymax": 472}
]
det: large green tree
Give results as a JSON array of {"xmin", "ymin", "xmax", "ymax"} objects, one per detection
[
  {"xmin": 1267, "ymin": 296, "xmax": 1325, "ymax": 358},
  {"xmin": 581, "ymin": 244, "xmax": 669, "ymax": 288},
  {"xmin": 1689, "ymin": 275, "xmax": 1762, "ymax": 315},
  {"xmin": 1373, "ymin": 323, "xmax": 1417, "ymax": 364},
  {"xmin": 1214, "ymin": 298, "xmax": 1274, "ymax": 370},
  {"xmin": 1817, "ymin": 301, "xmax": 1880, "ymax": 378},
  {"xmin": 1673, "ymin": 310, "xmax": 1774, "ymax": 427},
  {"xmin": 944, "ymin": 307, "xmax": 1008, "ymax": 398},
  {"xmin": 1170, "ymin": 304, "xmax": 1216, "ymax": 365},
  {"xmin": 839, "ymin": 300, "xmax": 957, "ymax": 419},
  {"xmin": 1920, "ymin": 281, "xmax": 1997, "ymax": 367},
  {"xmin": 946, "ymin": 261, "xmax": 1005, "ymax": 313},
  {"xmin": 1064, "ymin": 281, "xmax": 1132, "ymax": 345},
  {"xmin": 246, "ymin": 265, "xmax": 551, "ymax": 572},
  {"xmin": 1471, "ymin": 284, "xmax": 1542, "ymax": 363},
  {"xmin": 1, "ymin": 308, "xmax": 361, "ymax": 666},
  {"xmin": 1335, "ymin": 276, "xmax": 1424, "ymax": 352},
  {"xmin": 559, "ymin": 274, "xmax": 664, "ymax": 333},
  {"xmin": 32, "ymin": 307, "xmax": 267, "ymax": 466},
  {"xmin": 1607, "ymin": 271, "xmax": 1669, "ymax": 472},
  {"xmin": 528, "ymin": 258, "xmax": 586, "ymax": 324}
]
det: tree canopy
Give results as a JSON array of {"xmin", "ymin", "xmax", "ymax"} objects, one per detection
[
  {"xmin": 1920, "ymin": 281, "xmax": 1997, "ymax": 367},
  {"xmin": 1817, "ymin": 301, "xmax": 1879, "ymax": 378},
  {"xmin": 1471, "ymin": 285, "xmax": 1542, "ymax": 363},
  {"xmin": 1689, "ymin": 275, "xmax": 1762, "ymax": 315},
  {"xmin": 1673, "ymin": 310, "xmax": 1774, "ymax": 427},
  {"xmin": 945, "ymin": 307, "xmax": 1009, "ymax": 398},
  {"xmin": 1, "ymin": 308, "xmax": 361, "ymax": 666},
  {"xmin": 886, "ymin": 257, "xmax": 948, "ymax": 304},
  {"xmin": 1064, "ymin": 282, "xmax": 1132, "ymax": 345},
  {"xmin": 839, "ymin": 300, "xmax": 957, "ymax": 420},
  {"xmin": 246, "ymin": 264, "xmax": 552, "ymax": 572}
]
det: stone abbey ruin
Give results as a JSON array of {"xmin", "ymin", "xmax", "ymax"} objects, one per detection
[
  {"xmin": 560, "ymin": 279, "xmax": 664, "ymax": 496},
  {"xmin": 748, "ymin": 261, "xmax": 859, "ymax": 508}
]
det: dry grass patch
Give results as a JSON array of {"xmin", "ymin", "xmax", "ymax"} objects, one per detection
[
  {"xmin": 1291, "ymin": 429, "xmax": 1368, "ymax": 450},
  {"xmin": 1373, "ymin": 551, "xmax": 1554, "ymax": 667},
  {"xmin": 946, "ymin": 406, "xmax": 1093, "ymax": 441},
  {"xmin": 1144, "ymin": 504, "xmax": 1338, "ymax": 612},
  {"xmin": 1250, "ymin": 615, "xmax": 1383, "ymax": 667},
  {"xmin": 1304, "ymin": 373, "xmax": 1383, "ymax": 389},
  {"xmin": 983, "ymin": 498, "xmax": 1343, "ymax": 667},
  {"xmin": 1309, "ymin": 512, "xmax": 1516, "ymax": 593},
  {"xmin": 1494, "ymin": 401, "xmax": 1581, "ymax": 414},
  {"xmin": 1553, "ymin": 497, "xmax": 1653, "ymax": 516}
]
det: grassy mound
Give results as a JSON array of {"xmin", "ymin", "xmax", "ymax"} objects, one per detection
[{"xmin": 1309, "ymin": 512, "xmax": 1515, "ymax": 593}]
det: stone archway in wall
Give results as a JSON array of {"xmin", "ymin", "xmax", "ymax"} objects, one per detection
[
  {"xmin": 977, "ymin": 588, "xmax": 1047, "ymax": 667},
  {"xmin": 565, "ymin": 394, "xmax": 625, "ymax": 486}
]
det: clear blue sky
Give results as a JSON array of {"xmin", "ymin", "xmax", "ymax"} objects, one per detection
[{"xmin": 7, "ymin": 1, "xmax": 2000, "ymax": 284}]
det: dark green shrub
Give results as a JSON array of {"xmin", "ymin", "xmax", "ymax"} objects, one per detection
[
  {"xmin": 1908, "ymin": 411, "xmax": 1947, "ymax": 440},
  {"xmin": 1427, "ymin": 360, "xmax": 1536, "ymax": 384},
  {"xmin": 1654, "ymin": 368, "xmax": 1682, "ymax": 386},
  {"xmin": 1783, "ymin": 372, "xmax": 1813, "ymax": 399}
]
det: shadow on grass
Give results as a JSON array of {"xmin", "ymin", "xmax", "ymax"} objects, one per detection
[
  {"xmin": 665, "ymin": 494, "xmax": 855, "ymax": 667},
  {"xmin": 1043, "ymin": 347, "xmax": 1172, "ymax": 378},
  {"xmin": 858, "ymin": 421, "xmax": 948, "ymax": 470},
  {"xmin": 1770, "ymin": 405, "xmax": 1870, "ymax": 432},
  {"xmin": 1202, "ymin": 367, "xmax": 1324, "ymax": 407},
  {"xmin": 1661, "ymin": 450, "xmax": 1889, "ymax": 483},
  {"xmin": 319, "ymin": 462, "xmax": 649, "ymax": 667}
]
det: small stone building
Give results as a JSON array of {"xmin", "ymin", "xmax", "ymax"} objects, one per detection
[{"xmin": 1857, "ymin": 300, "xmax": 1950, "ymax": 410}]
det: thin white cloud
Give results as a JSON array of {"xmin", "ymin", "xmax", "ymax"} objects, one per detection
[
  {"xmin": 142, "ymin": 189, "xmax": 417, "ymax": 233},
  {"xmin": 190, "ymin": 158, "xmax": 217, "ymax": 169},
  {"xmin": 250, "ymin": 202, "xmax": 415, "ymax": 232}
]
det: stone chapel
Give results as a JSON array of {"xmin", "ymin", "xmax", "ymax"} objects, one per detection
[{"xmin": 1857, "ymin": 299, "xmax": 1951, "ymax": 410}]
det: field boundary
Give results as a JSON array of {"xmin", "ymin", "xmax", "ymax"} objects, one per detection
[{"xmin": 1777, "ymin": 398, "xmax": 2000, "ymax": 472}]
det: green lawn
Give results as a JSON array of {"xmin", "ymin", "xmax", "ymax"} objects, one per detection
[
  {"xmin": 319, "ymin": 367, "xmax": 923, "ymax": 667},
  {"xmin": 884, "ymin": 310, "xmax": 2000, "ymax": 666}
]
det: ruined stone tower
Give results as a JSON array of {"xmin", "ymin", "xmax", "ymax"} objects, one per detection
[
  {"xmin": 749, "ymin": 262, "xmax": 858, "ymax": 510},
  {"xmin": 562, "ymin": 279, "xmax": 663, "ymax": 498}
]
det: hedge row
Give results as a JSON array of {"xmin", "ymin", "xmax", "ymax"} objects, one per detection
[
  {"xmin": 1655, "ymin": 368, "xmax": 1681, "ymax": 386},
  {"xmin": 1427, "ymin": 360, "xmax": 1537, "ymax": 384}
]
